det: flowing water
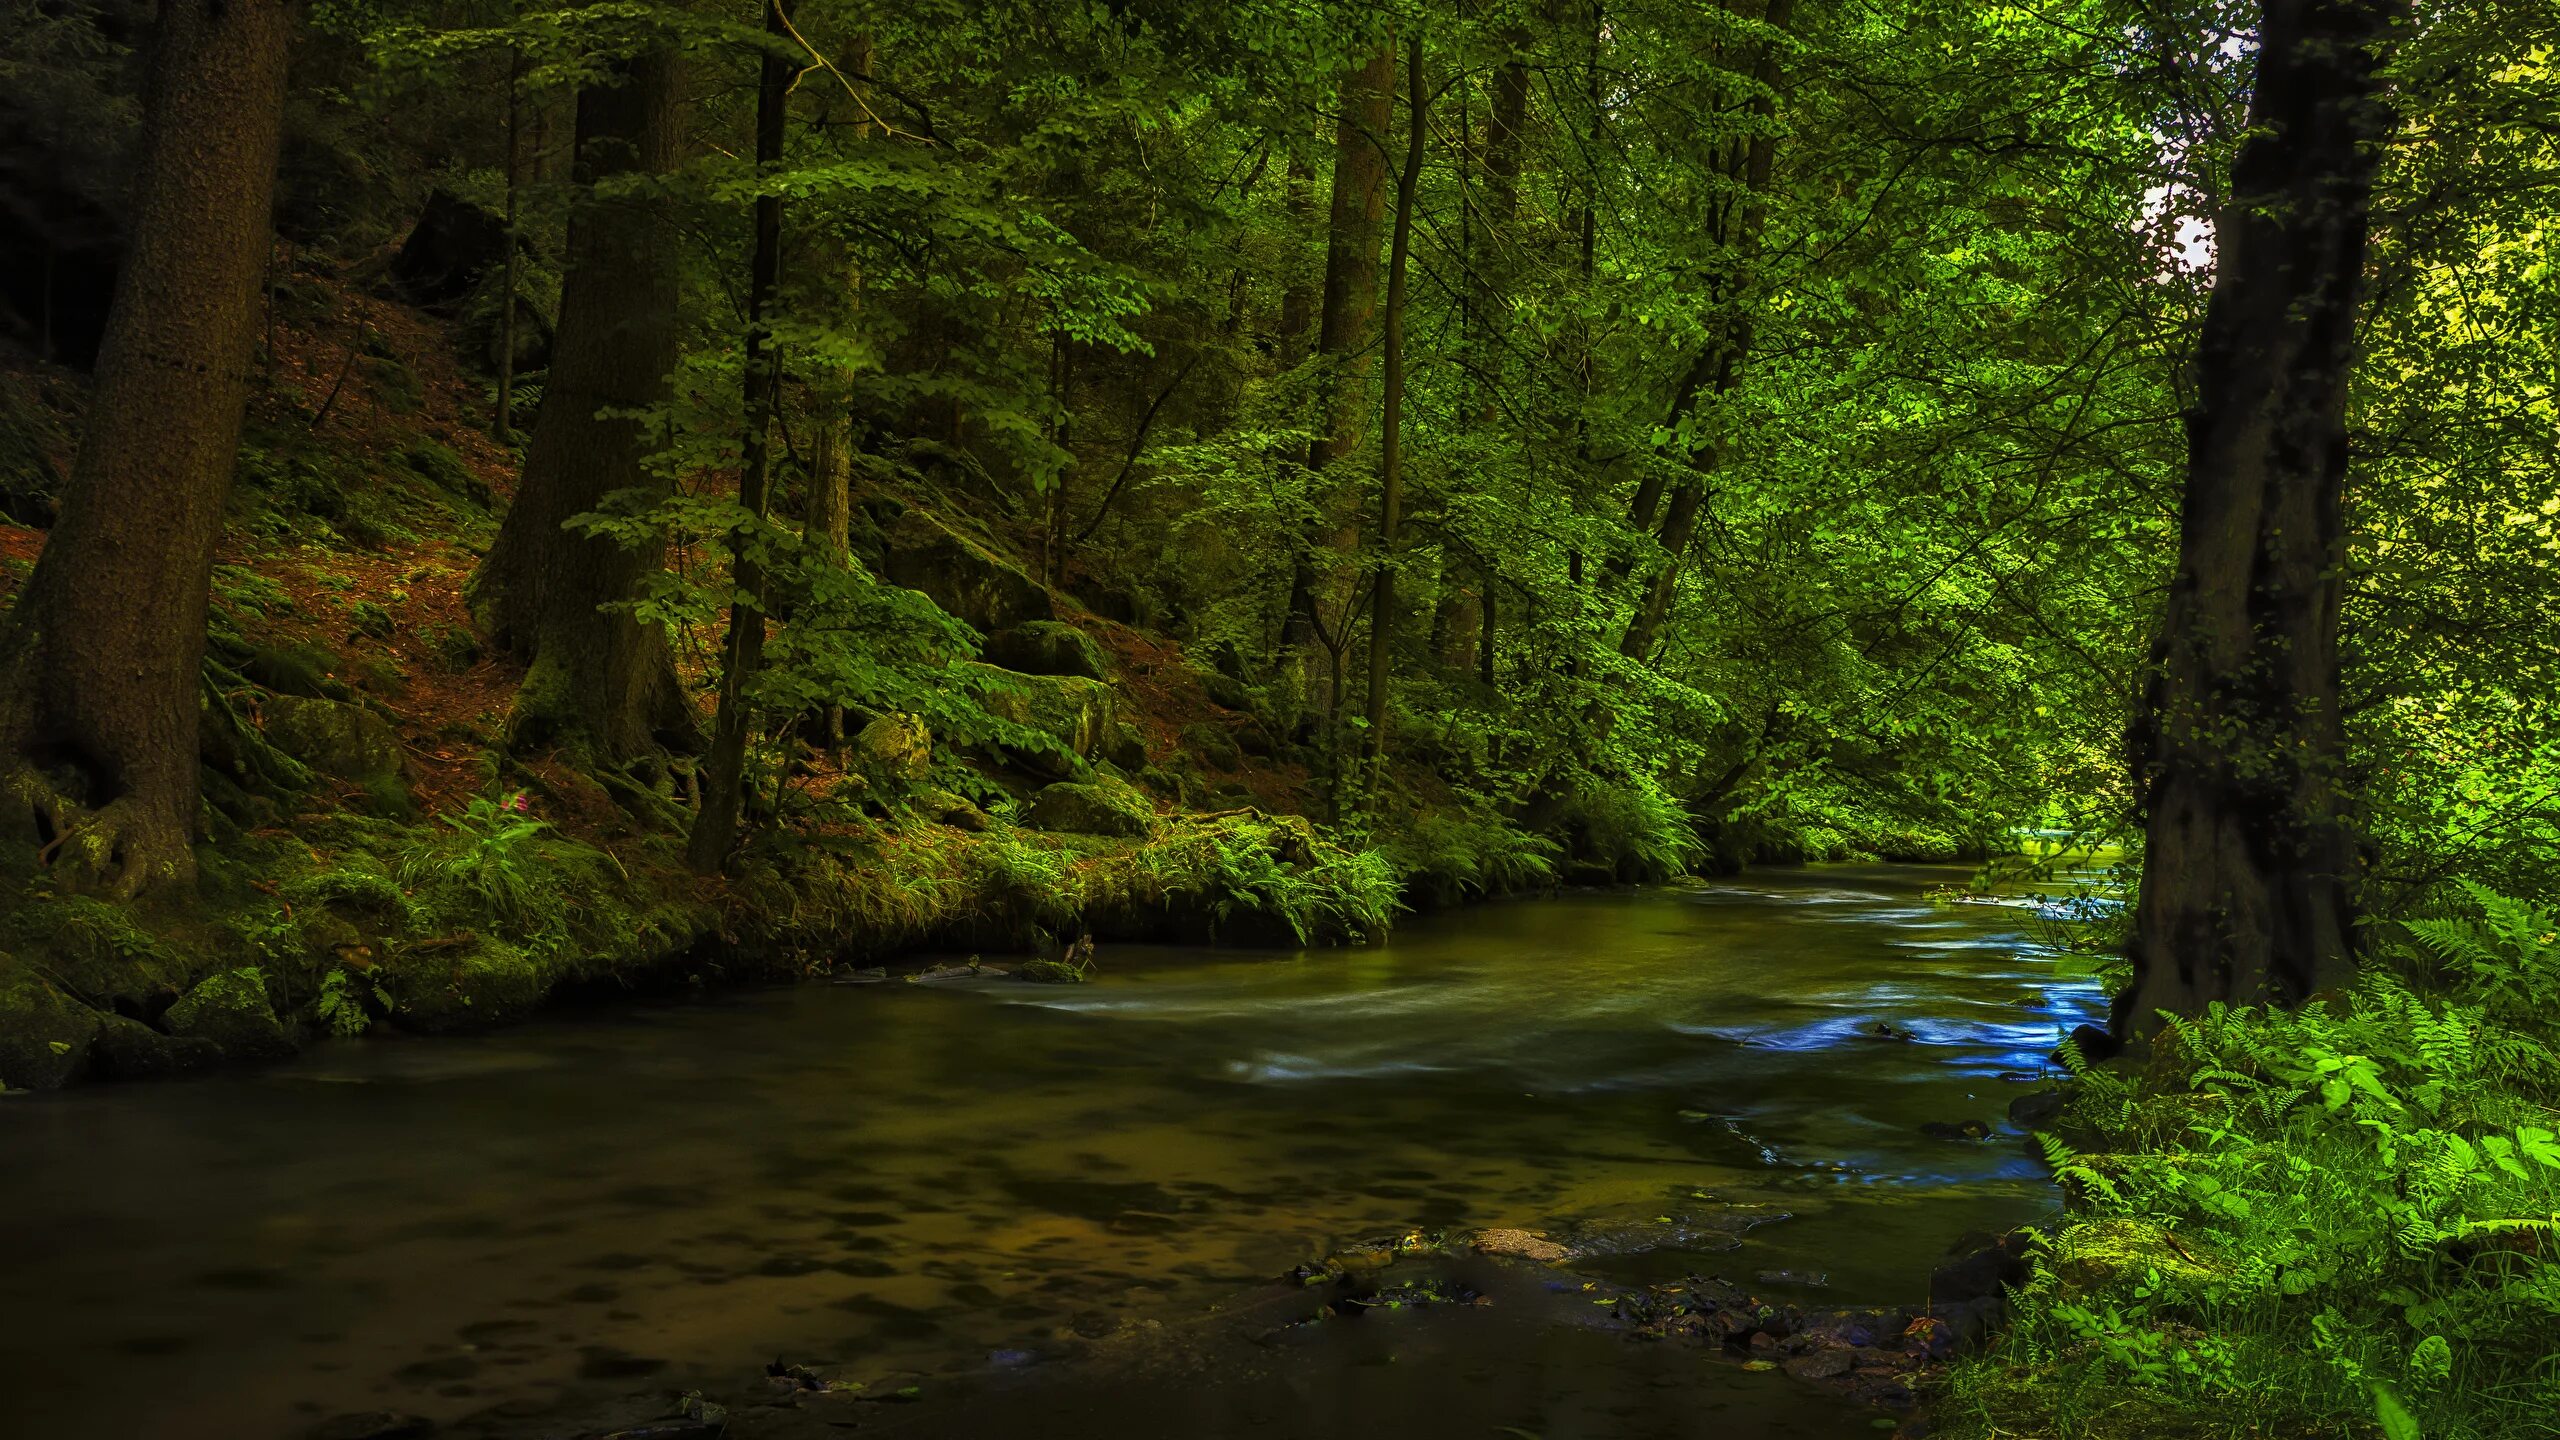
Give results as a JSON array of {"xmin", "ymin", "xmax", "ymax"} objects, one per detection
[{"xmin": 0, "ymin": 865, "xmax": 2107, "ymax": 1440}]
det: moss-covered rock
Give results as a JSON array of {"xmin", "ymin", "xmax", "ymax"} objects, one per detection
[
  {"xmin": 164, "ymin": 966, "xmax": 295, "ymax": 1061},
  {"xmin": 388, "ymin": 938, "xmax": 552, "ymax": 1033},
  {"xmin": 1180, "ymin": 721, "xmax": 1243, "ymax": 772},
  {"xmin": 918, "ymin": 786, "xmax": 991, "ymax": 832},
  {"xmin": 263, "ymin": 694, "xmax": 406, "ymax": 787},
  {"xmin": 243, "ymin": 642, "xmax": 350, "ymax": 700},
  {"xmin": 1026, "ymin": 777, "xmax": 1155, "ymax": 838},
  {"xmin": 966, "ymin": 663, "xmax": 1117, "ymax": 779},
  {"xmin": 0, "ymin": 957, "xmax": 100, "ymax": 1090},
  {"xmin": 854, "ymin": 712, "xmax": 932, "ymax": 783},
  {"xmin": 984, "ymin": 620, "xmax": 1108, "ymax": 679},
  {"xmin": 399, "ymin": 439, "xmax": 491, "ymax": 508},
  {"xmin": 5, "ymin": 894, "xmax": 187, "ymax": 1008},
  {"xmin": 91, "ymin": 1013, "xmax": 225, "ymax": 1080},
  {"xmin": 2050, "ymin": 1218, "xmax": 2225, "ymax": 1296},
  {"xmin": 1101, "ymin": 721, "xmax": 1149, "ymax": 771},
  {"xmin": 881, "ymin": 508, "xmax": 1052, "ymax": 634}
]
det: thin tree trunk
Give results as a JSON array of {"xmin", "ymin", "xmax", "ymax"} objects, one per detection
[
  {"xmin": 1277, "ymin": 145, "xmax": 1317, "ymax": 364},
  {"xmin": 469, "ymin": 51, "xmax": 694, "ymax": 761},
  {"xmin": 2118, "ymin": 0, "xmax": 2406, "ymax": 1036},
  {"xmin": 0, "ymin": 0, "xmax": 296, "ymax": 898},
  {"xmin": 688, "ymin": 0, "xmax": 794, "ymax": 872},
  {"xmin": 806, "ymin": 414, "xmax": 853, "ymax": 744},
  {"xmin": 1475, "ymin": 42, "xmax": 1528, "ymax": 421},
  {"xmin": 494, "ymin": 43, "xmax": 525, "ymax": 442},
  {"xmin": 1618, "ymin": 0, "xmax": 1792, "ymax": 663},
  {"xmin": 1362, "ymin": 37, "xmax": 1428, "ymax": 797},
  {"xmin": 1281, "ymin": 44, "xmax": 1396, "ymax": 725}
]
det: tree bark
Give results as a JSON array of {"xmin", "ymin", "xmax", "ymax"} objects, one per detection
[
  {"xmin": 0, "ymin": 0, "xmax": 296, "ymax": 898},
  {"xmin": 2119, "ymin": 0, "xmax": 2406, "ymax": 1036},
  {"xmin": 494, "ymin": 43, "xmax": 526, "ymax": 442},
  {"xmin": 470, "ymin": 52, "xmax": 694, "ymax": 762},
  {"xmin": 688, "ymin": 1, "xmax": 794, "ymax": 873},
  {"xmin": 1280, "ymin": 43, "xmax": 1396, "ymax": 717},
  {"xmin": 1276, "ymin": 145, "xmax": 1316, "ymax": 365},
  {"xmin": 805, "ymin": 416, "xmax": 853, "ymax": 745},
  {"xmin": 1361, "ymin": 37, "xmax": 1428, "ymax": 796}
]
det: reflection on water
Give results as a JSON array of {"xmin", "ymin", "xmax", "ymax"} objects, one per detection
[{"xmin": 0, "ymin": 864, "xmax": 2104, "ymax": 1439}]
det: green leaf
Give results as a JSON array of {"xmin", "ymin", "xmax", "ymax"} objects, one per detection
[{"xmin": 2371, "ymin": 1383, "xmax": 2421, "ymax": 1440}]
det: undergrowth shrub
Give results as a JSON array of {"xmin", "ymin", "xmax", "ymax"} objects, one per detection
[
  {"xmin": 395, "ymin": 796, "xmax": 613, "ymax": 959},
  {"xmin": 1944, "ymin": 883, "xmax": 2560, "ymax": 1440},
  {"xmin": 1380, "ymin": 804, "xmax": 1559, "ymax": 904}
]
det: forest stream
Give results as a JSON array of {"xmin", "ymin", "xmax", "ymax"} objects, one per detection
[{"xmin": 0, "ymin": 867, "xmax": 2106, "ymax": 1440}]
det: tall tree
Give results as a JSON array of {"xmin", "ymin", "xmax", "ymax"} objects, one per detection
[
  {"xmin": 0, "ymin": 0, "xmax": 297, "ymax": 898},
  {"xmin": 689, "ymin": 0, "xmax": 795, "ymax": 872},
  {"xmin": 1361, "ymin": 35, "xmax": 1427, "ymax": 793},
  {"xmin": 470, "ymin": 50, "xmax": 694, "ymax": 761},
  {"xmin": 1617, "ymin": 0, "xmax": 1792, "ymax": 662},
  {"xmin": 1280, "ymin": 42, "xmax": 1395, "ymax": 726},
  {"xmin": 2118, "ymin": 0, "xmax": 2410, "ymax": 1035}
]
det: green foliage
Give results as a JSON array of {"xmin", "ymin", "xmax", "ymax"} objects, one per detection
[
  {"xmin": 394, "ymin": 796, "xmax": 611, "ymax": 959},
  {"xmin": 1123, "ymin": 819, "xmax": 1401, "ymax": 945},
  {"xmin": 1378, "ymin": 804, "xmax": 1559, "ymax": 905},
  {"xmin": 1945, "ymin": 884, "xmax": 2560, "ymax": 1440},
  {"xmin": 316, "ymin": 966, "xmax": 393, "ymax": 1037}
]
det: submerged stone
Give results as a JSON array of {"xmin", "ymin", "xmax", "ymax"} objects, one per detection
[{"xmin": 1471, "ymin": 1228, "xmax": 1571, "ymax": 1263}]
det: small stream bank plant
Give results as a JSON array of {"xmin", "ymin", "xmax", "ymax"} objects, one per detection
[{"xmin": 1943, "ymin": 882, "xmax": 2560, "ymax": 1440}]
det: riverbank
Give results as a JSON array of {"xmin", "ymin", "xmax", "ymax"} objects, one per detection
[{"xmin": 1929, "ymin": 883, "xmax": 2560, "ymax": 1440}]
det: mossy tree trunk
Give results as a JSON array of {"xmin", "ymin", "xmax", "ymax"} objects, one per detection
[
  {"xmin": 0, "ymin": 0, "xmax": 297, "ymax": 898},
  {"xmin": 470, "ymin": 52, "xmax": 694, "ymax": 762},
  {"xmin": 2119, "ymin": 0, "xmax": 2408, "ymax": 1036}
]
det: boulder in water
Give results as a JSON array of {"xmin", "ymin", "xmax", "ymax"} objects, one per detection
[{"xmin": 2008, "ymin": 1089, "xmax": 2067, "ymax": 1130}]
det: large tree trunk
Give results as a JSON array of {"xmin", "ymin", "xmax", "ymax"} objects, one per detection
[
  {"xmin": 1360, "ymin": 38, "xmax": 1428, "ymax": 796},
  {"xmin": 688, "ymin": 0, "xmax": 793, "ymax": 873},
  {"xmin": 1279, "ymin": 44, "xmax": 1395, "ymax": 729},
  {"xmin": 2118, "ymin": 0, "xmax": 2406, "ymax": 1037},
  {"xmin": 470, "ymin": 53, "xmax": 693, "ymax": 762},
  {"xmin": 0, "ymin": 0, "xmax": 296, "ymax": 898}
]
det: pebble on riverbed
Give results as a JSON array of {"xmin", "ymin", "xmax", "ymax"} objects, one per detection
[{"xmin": 1471, "ymin": 1227, "xmax": 1572, "ymax": 1263}]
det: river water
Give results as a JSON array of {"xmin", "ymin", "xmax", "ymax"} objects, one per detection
[{"xmin": 0, "ymin": 865, "xmax": 2106, "ymax": 1439}]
